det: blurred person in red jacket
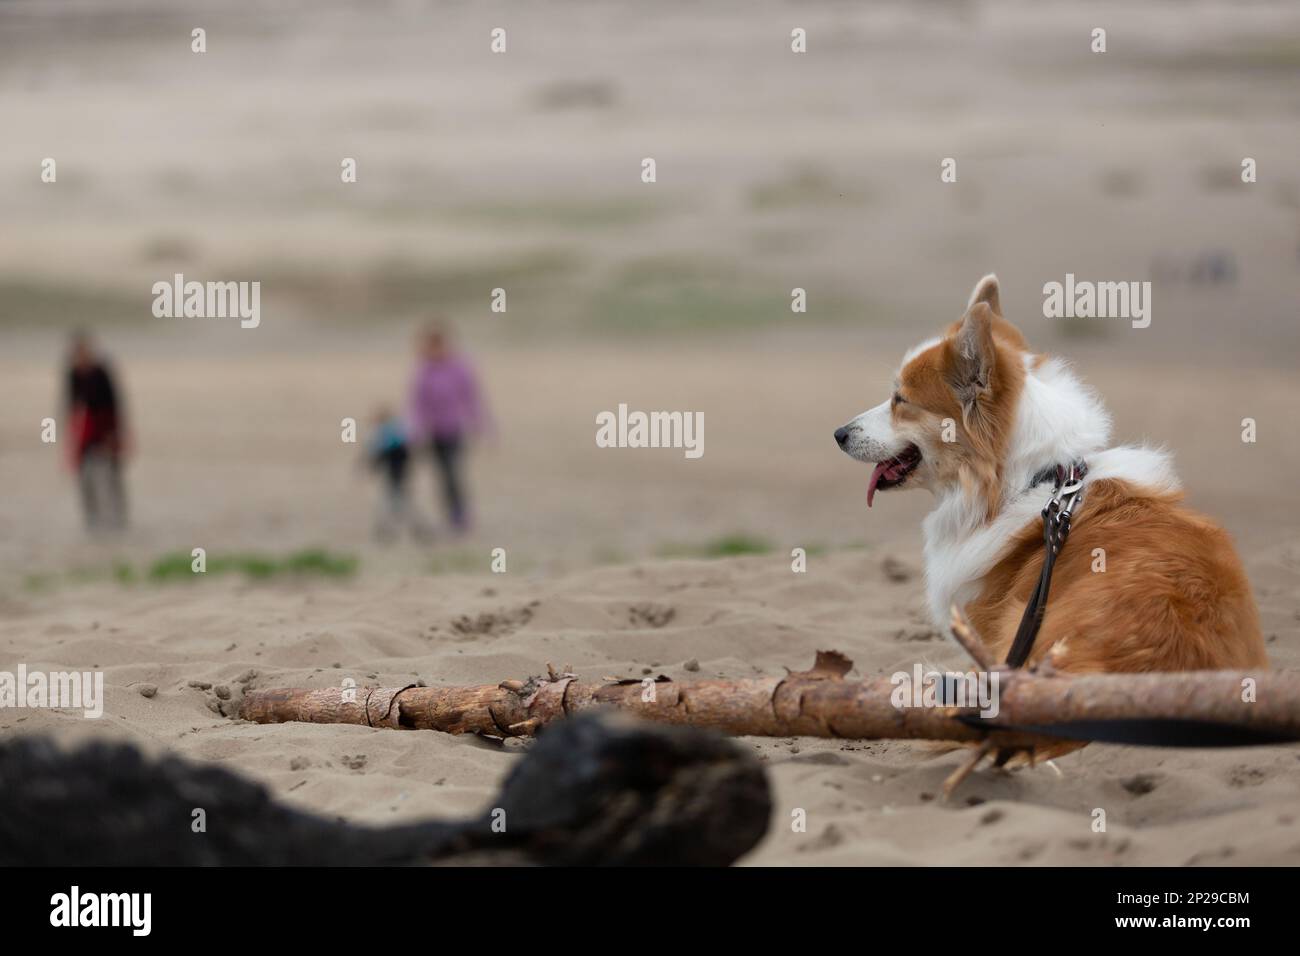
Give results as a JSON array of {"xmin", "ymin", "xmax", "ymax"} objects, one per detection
[{"xmin": 65, "ymin": 331, "xmax": 130, "ymax": 532}]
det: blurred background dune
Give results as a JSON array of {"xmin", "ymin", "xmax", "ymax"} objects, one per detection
[{"xmin": 3, "ymin": 0, "xmax": 1300, "ymax": 579}]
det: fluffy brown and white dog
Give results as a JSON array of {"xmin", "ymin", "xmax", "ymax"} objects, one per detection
[{"xmin": 835, "ymin": 274, "xmax": 1267, "ymax": 675}]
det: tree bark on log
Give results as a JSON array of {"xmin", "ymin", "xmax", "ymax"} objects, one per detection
[{"xmin": 239, "ymin": 654, "xmax": 1300, "ymax": 750}]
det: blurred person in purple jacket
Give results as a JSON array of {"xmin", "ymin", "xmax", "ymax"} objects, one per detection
[{"xmin": 406, "ymin": 321, "xmax": 490, "ymax": 533}]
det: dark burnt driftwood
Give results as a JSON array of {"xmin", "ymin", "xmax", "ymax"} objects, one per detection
[{"xmin": 0, "ymin": 711, "xmax": 770, "ymax": 866}]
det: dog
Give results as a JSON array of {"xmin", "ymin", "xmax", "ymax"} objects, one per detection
[{"xmin": 835, "ymin": 274, "xmax": 1268, "ymax": 677}]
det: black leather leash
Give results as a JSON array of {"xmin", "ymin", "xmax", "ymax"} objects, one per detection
[
  {"xmin": 1003, "ymin": 461, "xmax": 1087, "ymax": 669},
  {"xmin": 957, "ymin": 715, "xmax": 1300, "ymax": 748},
  {"xmin": 969, "ymin": 459, "xmax": 1300, "ymax": 753}
]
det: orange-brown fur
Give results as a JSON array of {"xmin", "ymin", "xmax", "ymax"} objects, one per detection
[{"xmin": 966, "ymin": 478, "xmax": 1268, "ymax": 674}]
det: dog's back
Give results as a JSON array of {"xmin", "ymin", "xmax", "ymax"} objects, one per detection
[{"xmin": 965, "ymin": 475, "xmax": 1267, "ymax": 674}]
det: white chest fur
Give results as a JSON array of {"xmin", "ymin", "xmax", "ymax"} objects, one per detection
[{"xmin": 921, "ymin": 487, "xmax": 1045, "ymax": 630}]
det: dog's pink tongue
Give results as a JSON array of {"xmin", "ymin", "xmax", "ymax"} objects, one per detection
[{"xmin": 867, "ymin": 462, "xmax": 890, "ymax": 508}]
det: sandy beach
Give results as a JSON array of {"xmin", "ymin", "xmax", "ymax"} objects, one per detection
[{"xmin": 3, "ymin": 341, "xmax": 1300, "ymax": 865}]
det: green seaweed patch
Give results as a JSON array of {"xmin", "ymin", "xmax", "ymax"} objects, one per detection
[
  {"xmin": 144, "ymin": 548, "xmax": 358, "ymax": 582},
  {"xmin": 658, "ymin": 533, "xmax": 774, "ymax": 559}
]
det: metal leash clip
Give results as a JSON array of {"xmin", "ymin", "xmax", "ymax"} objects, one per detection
[{"xmin": 1042, "ymin": 464, "xmax": 1085, "ymax": 554}]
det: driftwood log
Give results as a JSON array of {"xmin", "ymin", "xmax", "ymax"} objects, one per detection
[
  {"xmin": 240, "ymin": 654, "xmax": 1300, "ymax": 752},
  {"xmin": 0, "ymin": 711, "xmax": 770, "ymax": 866}
]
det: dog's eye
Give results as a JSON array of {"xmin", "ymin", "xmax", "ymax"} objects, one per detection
[{"xmin": 892, "ymin": 392, "xmax": 906, "ymax": 408}]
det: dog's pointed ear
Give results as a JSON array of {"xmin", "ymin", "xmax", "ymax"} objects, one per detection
[
  {"xmin": 965, "ymin": 273, "xmax": 1031, "ymax": 351},
  {"xmin": 967, "ymin": 274, "xmax": 1001, "ymax": 315},
  {"xmin": 948, "ymin": 303, "xmax": 996, "ymax": 413}
]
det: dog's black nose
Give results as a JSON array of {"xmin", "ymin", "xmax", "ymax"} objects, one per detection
[{"xmin": 834, "ymin": 426, "xmax": 850, "ymax": 448}]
